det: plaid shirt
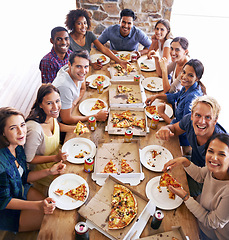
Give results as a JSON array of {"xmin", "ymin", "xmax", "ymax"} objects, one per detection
[
  {"xmin": 0, "ymin": 146, "xmax": 30, "ymax": 210},
  {"xmin": 39, "ymin": 48, "xmax": 72, "ymax": 83}
]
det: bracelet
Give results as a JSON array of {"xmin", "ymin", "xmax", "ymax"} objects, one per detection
[{"xmin": 182, "ymin": 193, "xmax": 189, "ymax": 201}]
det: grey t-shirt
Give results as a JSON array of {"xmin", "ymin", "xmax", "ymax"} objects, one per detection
[{"xmin": 69, "ymin": 31, "xmax": 97, "ymax": 53}]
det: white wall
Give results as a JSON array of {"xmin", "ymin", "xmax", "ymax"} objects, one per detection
[{"xmin": 171, "ymin": 0, "xmax": 229, "ymax": 132}]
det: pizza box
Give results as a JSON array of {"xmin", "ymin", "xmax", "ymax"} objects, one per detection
[
  {"xmin": 78, "ymin": 175, "xmax": 156, "ymax": 240},
  {"xmin": 136, "ymin": 226, "xmax": 187, "ymax": 240},
  {"xmin": 109, "ymin": 81, "xmax": 145, "ymax": 109},
  {"xmin": 109, "ymin": 62, "xmax": 141, "ymax": 81},
  {"xmin": 107, "ymin": 108, "xmax": 148, "ymax": 136},
  {"xmin": 92, "ymin": 141, "xmax": 144, "ymax": 185}
]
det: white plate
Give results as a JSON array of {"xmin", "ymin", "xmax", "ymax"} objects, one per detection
[
  {"xmin": 86, "ymin": 74, "xmax": 110, "ymax": 89},
  {"xmin": 138, "ymin": 55, "xmax": 156, "ymax": 71},
  {"xmin": 140, "ymin": 145, "xmax": 173, "ymax": 172},
  {"xmin": 62, "ymin": 137, "xmax": 96, "ymax": 164},
  {"xmin": 48, "ymin": 173, "xmax": 89, "ymax": 210},
  {"xmin": 145, "ymin": 176, "xmax": 183, "ymax": 210},
  {"xmin": 117, "ymin": 51, "xmax": 132, "ymax": 61},
  {"xmin": 79, "ymin": 98, "xmax": 108, "ymax": 116},
  {"xmin": 90, "ymin": 54, "xmax": 110, "ymax": 65},
  {"xmin": 142, "ymin": 77, "xmax": 163, "ymax": 92},
  {"xmin": 145, "ymin": 100, "xmax": 173, "ymax": 121}
]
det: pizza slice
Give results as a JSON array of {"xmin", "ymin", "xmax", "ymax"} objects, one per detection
[
  {"xmin": 64, "ymin": 183, "xmax": 87, "ymax": 202},
  {"xmin": 119, "ymin": 110, "xmax": 134, "ymax": 121},
  {"xmin": 158, "ymin": 172, "xmax": 182, "ymax": 199},
  {"xmin": 92, "ymin": 75, "xmax": 106, "ymax": 87},
  {"xmin": 117, "ymin": 85, "xmax": 133, "ymax": 93},
  {"xmin": 141, "ymin": 62, "xmax": 149, "ymax": 69},
  {"xmin": 145, "ymin": 105, "xmax": 158, "ymax": 115},
  {"xmin": 99, "ymin": 55, "xmax": 107, "ymax": 62},
  {"xmin": 101, "ymin": 160, "xmax": 118, "ymax": 173},
  {"xmin": 74, "ymin": 121, "xmax": 89, "ymax": 135},
  {"xmin": 133, "ymin": 118, "xmax": 145, "ymax": 129},
  {"xmin": 91, "ymin": 99, "xmax": 106, "ymax": 111},
  {"xmin": 121, "ymin": 159, "xmax": 134, "ymax": 173},
  {"xmin": 54, "ymin": 188, "xmax": 64, "ymax": 196},
  {"xmin": 119, "ymin": 53, "xmax": 131, "ymax": 61},
  {"xmin": 113, "ymin": 119, "xmax": 132, "ymax": 128},
  {"xmin": 127, "ymin": 94, "xmax": 140, "ymax": 104}
]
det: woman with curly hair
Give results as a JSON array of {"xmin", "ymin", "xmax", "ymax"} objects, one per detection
[{"xmin": 65, "ymin": 8, "xmax": 128, "ymax": 70}]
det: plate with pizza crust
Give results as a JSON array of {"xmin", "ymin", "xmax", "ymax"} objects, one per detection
[
  {"xmin": 62, "ymin": 137, "xmax": 96, "ymax": 164},
  {"xmin": 142, "ymin": 77, "xmax": 163, "ymax": 92},
  {"xmin": 49, "ymin": 173, "xmax": 89, "ymax": 210},
  {"xmin": 86, "ymin": 74, "xmax": 110, "ymax": 89},
  {"xmin": 145, "ymin": 100, "xmax": 173, "ymax": 121},
  {"xmin": 137, "ymin": 55, "xmax": 156, "ymax": 72},
  {"xmin": 140, "ymin": 145, "xmax": 173, "ymax": 172},
  {"xmin": 117, "ymin": 51, "xmax": 132, "ymax": 61},
  {"xmin": 79, "ymin": 98, "xmax": 108, "ymax": 116},
  {"xmin": 90, "ymin": 53, "xmax": 110, "ymax": 65},
  {"xmin": 145, "ymin": 176, "xmax": 183, "ymax": 210}
]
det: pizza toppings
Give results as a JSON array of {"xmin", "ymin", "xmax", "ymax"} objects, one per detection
[
  {"xmin": 99, "ymin": 55, "xmax": 107, "ymax": 62},
  {"xmin": 117, "ymin": 85, "xmax": 133, "ymax": 93},
  {"xmin": 101, "ymin": 160, "xmax": 118, "ymax": 173},
  {"xmin": 158, "ymin": 173, "xmax": 182, "ymax": 200},
  {"xmin": 119, "ymin": 53, "xmax": 131, "ymax": 61},
  {"xmin": 74, "ymin": 121, "xmax": 89, "ymax": 135},
  {"xmin": 111, "ymin": 110, "xmax": 145, "ymax": 130},
  {"xmin": 54, "ymin": 188, "xmax": 64, "ymax": 196},
  {"xmin": 91, "ymin": 99, "xmax": 106, "ymax": 111},
  {"xmin": 108, "ymin": 184, "xmax": 137, "ymax": 229},
  {"xmin": 64, "ymin": 183, "xmax": 87, "ymax": 202},
  {"xmin": 114, "ymin": 64, "xmax": 136, "ymax": 76},
  {"xmin": 127, "ymin": 94, "xmax": 140, "ymax": 104},
  {"xmin": 74, "ymin": 150, "xmax": 90, "ymax": 158}
]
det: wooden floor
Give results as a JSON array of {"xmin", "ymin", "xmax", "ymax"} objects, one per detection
[{"xmin": 0, "ymin": 230, "xmax": 38, "ymax": 240}]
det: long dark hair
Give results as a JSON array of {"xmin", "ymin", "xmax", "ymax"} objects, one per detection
[
  {"xmin": 0, "ymin": 107, "xmax": 25, "ymax": 148},
  {"xmin": 205, "ymin": 133, "xmax": 229, "ymax": 153},
  {"xmin": 26, "ymin": 84, "xmax": 60, "ymax": 124},
  {"xmin": 183, "ymin": 59, "xmax": 207, "ymax": 94}
]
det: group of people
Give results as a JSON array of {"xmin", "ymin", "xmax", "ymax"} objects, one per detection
[{"xmin": 0, "ymin": 7, "xmax": 228, "ymax": 240}]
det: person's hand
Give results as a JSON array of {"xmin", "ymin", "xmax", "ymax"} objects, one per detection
[
  {"xmin": 168, "ymin": 185, "xmax": 189, "ymax": 201},
  {"xmin": 145, "ymin": 95, "xmax": 156, "ymax": 106},
  {"xmin": 147, "ymin": 50, "xmax": 159, "ymax": 60},
  {"xmin": 54, "ymin": 149, "xmax": 68, "ymax": 162},
  {"xmin": 162, "ymin": 157, "xmax": 185, "ymax": 172},
  {"xmin": 91, "ymin": 62, "xmax": 103, "ymax": 70},
  {"xmin": 43, "ymin": 197, "xmax": 56, "ymax": 214},
  {"xmin": 95, "ymin": 110, "xmax": 108, "ymax": 121},
  {"xmin": 157, "ymin": 102, "xmax": 166, "ymax": 116},
  {"xmin": 155, "ymin": 125, "xmax": 174, "ymax": 140},
  {"xmin": 159, "ymin": 57, "xmax": 168, "ymax": 72},
  {"xmin": 133, "ymin": 51, "xmax": 141, "ymax": 59},
  {"xmin": 49, "ymin": 160, "xmax": 66, "ymax": 175},
  {"xmin": 119, "ymin": 60, "xmax": 129, "ymax": 70},
  {"xmin": 151, "ymin": 34, "xmax": 157, "ymax": 40}
]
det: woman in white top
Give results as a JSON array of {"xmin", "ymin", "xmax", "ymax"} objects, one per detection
[
  {"xmin": 163, "ymin": 133, "xmax": 229, "ymax": 240},
  {"xmin": 147, "ymin": 19, "xmax": 173, "ymax": 67},
  {"xmin": 24, "ymin": 84, "xmax": 76, "ymax": 186}
]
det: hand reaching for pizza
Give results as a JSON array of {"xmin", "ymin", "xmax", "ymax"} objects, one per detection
[
  {"xmin": 168, "ymin": 185, "xmax": 189, "ymax": 201},
  {"xmin": 155, "ymin": 125, "xmax": 175, "ymax": 140},
  {"xmin": 162, "ymin": 157, "xmax": 191, "ymax": 172},
  {"xmin": 145, "ymin": 95, "xmax": 157, "ymax": 106},
  {"xmin": 91, "ymin": 61, "xmax": 103, "ymax": 70},
  {"xmin": 147, "ymin": 50, "xmax": 159, "ymax": 60},
  {"xmin": 95, "ymin": 109, "xmax": 108, "ymax": 121},
  {"xmin": 49, "ymin": 160, "xmax": 66, "ymax": 175},
  {"xmin": 43, "ymin": 197, "xmax": 56, "ymax": 214},
  {"xmin": 54, "ymin": 149, "xmax": 68, "ymax": 162},
  {"xmin": 119, "ymin": 60, "xmax": 129, "ymax": 70}
]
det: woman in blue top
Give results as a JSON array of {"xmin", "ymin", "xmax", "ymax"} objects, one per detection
[
  {"xmin": 65, "ymin": 8, "xmax": 128, "ymax": 70},
  {"xmin": 145, "ymin": 59, "xmax": 206, "ymax": 155},
  {"xmin": 0, "ymin": 107, "xmax": 66, "ymax": 232}
]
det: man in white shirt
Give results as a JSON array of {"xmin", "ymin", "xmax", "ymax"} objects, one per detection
[{"xmin": 53, "ymin": 50, "xmax": 108, "ymax": 124}]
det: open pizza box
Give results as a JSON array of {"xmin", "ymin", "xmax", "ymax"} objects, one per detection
[
  {"xmin": 109, "ymin": 62, "xmax": 142, "ymax": 81},
  {"xmin": 78, "ymin": 175, "xmax": 156, "ymax": 240},
  {"xmin": 106, "ymin": 108, "xmax": 148, "ymax": 136},
  {"xmin": 136, "ymin": 226, "xmax": 188, "ymax": 240},
  {"xmin": 92, "ymin": 141, "xmax": 145, "ymax": 186},
  {"xmin": 109, "ymin": 81, "xmax": 145, "ymax": 109}
]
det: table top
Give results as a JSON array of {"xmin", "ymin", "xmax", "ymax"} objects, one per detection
[{"xmin": 38, "ymin": 50, "xmax": 199, "ymax": 240}]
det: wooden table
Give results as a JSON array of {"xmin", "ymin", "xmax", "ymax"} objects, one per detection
[{"xmin": 38, "ymin": 50, "xmax": 199, "ymax": 240}]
